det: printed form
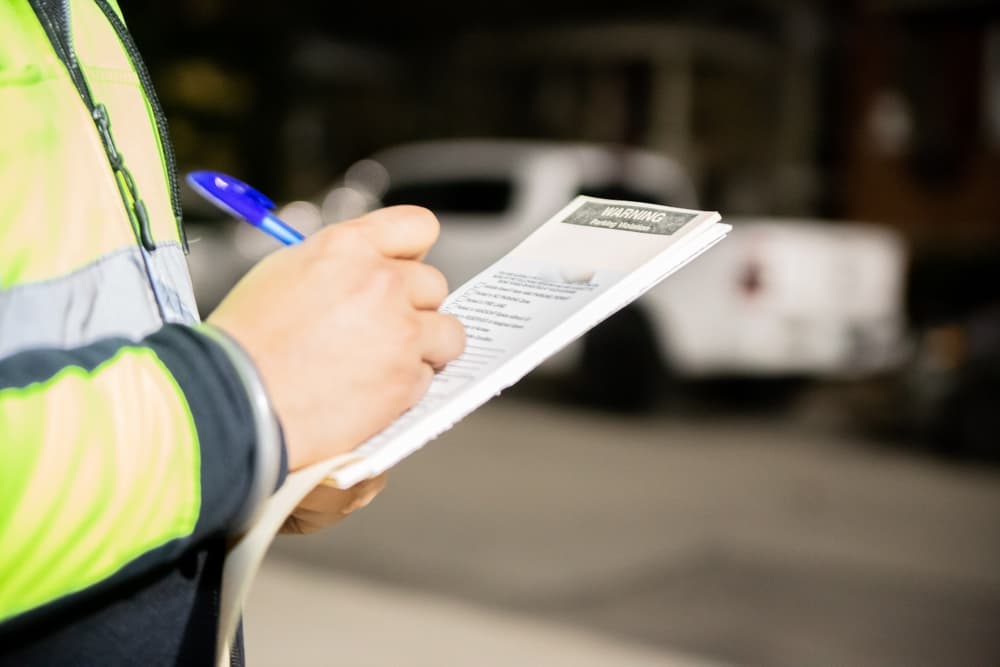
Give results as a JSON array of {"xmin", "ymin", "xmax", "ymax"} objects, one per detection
[{"xmin": 216, "ymin": 196, "xmax": 729, "ymax": 662}]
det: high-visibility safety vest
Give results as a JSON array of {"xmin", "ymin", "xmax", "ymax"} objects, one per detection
[{"xmin": 0, "ymin": 1, "xmax": 283, "ymax": 662}]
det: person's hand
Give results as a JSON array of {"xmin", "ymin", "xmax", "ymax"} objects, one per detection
[
  {"xmin": 207, "ymin": 206, "xmax": 466, "ymax": 471},
  {"xmin": 280, "ymin": 474, "xmax": 388, "ymax": 534}
]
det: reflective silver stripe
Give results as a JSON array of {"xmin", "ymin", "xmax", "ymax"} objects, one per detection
[
  {"xmin": 146, "ymin": 241, "xmax": 200, "ymax": 325},
  {"xmin": 196, "ymin": 322, "xmax": 283, "ymax": 535},
  {"xmin": 0, "ymin": 242, "xmax": 199, "ymax": 358}
]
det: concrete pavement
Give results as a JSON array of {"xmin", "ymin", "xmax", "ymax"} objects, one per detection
[
  {"xmin": 249, "ymin": 386, "xmax": 1000, "ymax": 666},
  {"xmin": 245, "ymin": 558, "xmax": 725, "ymax": 667}
]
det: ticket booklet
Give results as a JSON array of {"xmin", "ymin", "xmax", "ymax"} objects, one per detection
[{"xmin": 216, "ymin": 196, "xmax": 729, "ymax": 661}]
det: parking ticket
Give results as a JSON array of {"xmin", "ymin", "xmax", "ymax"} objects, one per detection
[{"xmin": 216, "ymin": 196, "xmax": 729, "ymax": 663}]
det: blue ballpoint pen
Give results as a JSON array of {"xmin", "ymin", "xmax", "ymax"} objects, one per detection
[{"xmin": 186, "ymin": 170, "xmax": 305, "ymax": 245}]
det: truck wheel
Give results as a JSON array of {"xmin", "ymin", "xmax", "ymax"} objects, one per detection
[
  {"xmin": 934, "ymin": 363, "xmax": 1000, "ymax": 463},
  {"xmin": 574, "ymin": 304, "xmax": 667, "ymax": 412}
]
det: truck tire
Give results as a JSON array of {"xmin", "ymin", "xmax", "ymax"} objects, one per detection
[{"xmin": 574, "ymin": 304, "xmax": 667, "ymax": 412}]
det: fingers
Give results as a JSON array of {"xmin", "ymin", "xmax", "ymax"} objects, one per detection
[
  {"xmin": 417, "ymin": 311, "xmax": 466, "ymax": 368},
  {"xmin": 302, "ymin": 473, "xmax": 388, "ymax": 513},
  {"xmin": 410, "ymin": 361, "xmax": 435, "ymax": 404},
  {"xmin": 393, "ymin": 260, "xmax": 449, "ymax": 309},
  {"xmin": 283, "ymin": 474, "xmax": 389, "ymax": 534},
  {"xmin": 344, "ymin": 205, "xmax": 440, "ymax": 260},
  {"xmin": 343, "ymin": 472, "xmax": 388, "ymax": 512}
]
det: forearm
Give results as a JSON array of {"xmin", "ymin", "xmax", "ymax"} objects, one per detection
[{"xmin": 0, "ymin": 324, "xmax": 285, "ymax": 625}]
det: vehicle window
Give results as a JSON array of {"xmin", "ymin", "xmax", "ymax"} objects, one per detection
[
  {"xmin": 578, "ymin": 185, "xmax": 666, "ymax": 206},
  {"xmin": 381, "ymin": 180, "xmax": 513, "ymax": 215}
]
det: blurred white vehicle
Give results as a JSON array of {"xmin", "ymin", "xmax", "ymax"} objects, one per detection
[
  {"xmin": 650, "ymin": 217, "xmax": 908, "ymax": 377},
  {"xmin": 321, "ymin": 140, "xmax": 699, "ymax": 285},
  {"xmin": 327, "ymin": 140, "xmax": 911, "ymax": 404}
]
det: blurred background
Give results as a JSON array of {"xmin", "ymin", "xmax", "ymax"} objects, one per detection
[{"xmin": 129, "ymin": 1, "xmax": 1000, "ymax": 665}]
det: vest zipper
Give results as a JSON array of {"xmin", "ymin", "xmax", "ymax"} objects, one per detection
[
  {"xmin": 28, "ymin": 0, "xmax": 158, "ymax": 252},
  {"xmin": 93, "ymin": 0, "xmax": 189, "ymax": 254},
  {"xmin": 29, "ymin": 0, "xmax": 168, "ymax": 322},
  {"xmin": 91, "ymin": 102, "xmax": 156, "ymax": 251}
]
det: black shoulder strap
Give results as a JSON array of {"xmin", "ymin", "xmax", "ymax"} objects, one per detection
[
  {"xmin": 27, "ymin": 0, "xmax": 94, "ymax": 106},
  {"xmin": 29, "ymin": 0, "xmax": 71, "ymax": 39}
]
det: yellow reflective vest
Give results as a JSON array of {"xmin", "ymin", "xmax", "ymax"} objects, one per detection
[{"xmin": 0, "ymin": 1, "xmax": 282, "ymax": 661}]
